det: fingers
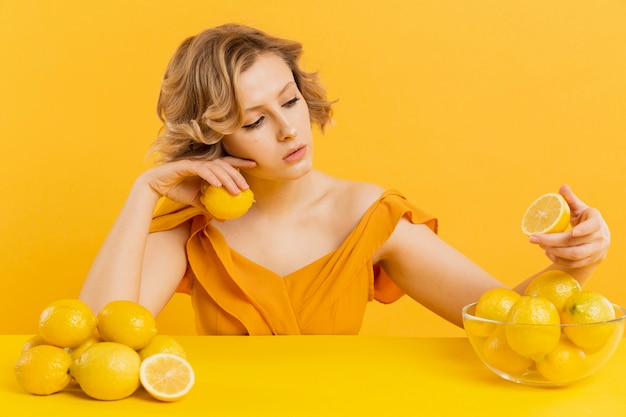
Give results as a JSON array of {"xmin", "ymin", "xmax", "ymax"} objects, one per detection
[
  {"xmin": 571, "ymin": 208, "xmax": 603, "ymax": 237},
  {"xmin": 524, "ymin": 186, "xmax": 610, "ymax": 269},
  {"xmin": 529, "ymin": 208, "xmax": 610, "ymax": 268},
  {"xmin": 147, "ymin": 156, "xmax": 257, "ymax": 206},
  {"xmin": 194, "ymin": 158, "xmax": 256, "ymax": 195},
  {"xmin": 541, "ymin": 239, "xmax": 608, "ymax": 268},
  {"xmin": 559, "ymin": 184, "xmax": 589, "ymax": 218},
  {"xmin": 538, "ymin": 236, "xmax": 599, "ymax": 265}
]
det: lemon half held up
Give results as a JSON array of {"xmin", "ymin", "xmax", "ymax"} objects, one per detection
[
  {"xmin": 201, "ymin": 186, "xmax": 254, "ymax": 220},
  {"xmin": 521, "ymin": 192, "xmax": 570, "ymax": 236}
]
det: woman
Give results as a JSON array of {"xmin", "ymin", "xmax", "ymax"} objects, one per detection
[{"xmin": 79, "ymin": 24, "xmax": 610, "ymax": 335}]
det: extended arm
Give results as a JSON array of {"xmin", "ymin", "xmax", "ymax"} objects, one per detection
[{"xmin": 376, "ymin": 186, "xmax": 610, "ymax": 328}]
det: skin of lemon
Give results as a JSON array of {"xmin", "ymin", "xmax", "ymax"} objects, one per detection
[
  {"xmin": 138, "ymin": 335, "xmax": 187, "ymax": 361},
  {"xmin": 561, "ymin": 291, "xmax": 616, "ymax": 352},
  {"xmin": 67, "ymin": 334, "xmax": 103, "ymax": 362},
  {"xmin": 38, "ymin": 299, "xmax": 97, "ymax": 348},
  {"xmin": 505, "ymin": 296, "xmax": 561, "ymax": 361},
  {"xmin": 14, "ymin": 345, "xmax": 72, "ymax": 395},
  {"xmin": 71, "ymin": 342, "xmax": 141, "ymax": 401},
  {"xmin": 97, "ymin": 300, "xmax": 158, "ymax": 350},
  {"xmin": 475, "ymin": 288, "xmax": 522, "ymax": 321},
  {"xmin": 201, "ymin": 186, "xmax": 254, "ymax": 220},
  {"xmin": 536, "ymin": 338, "xmax": 588, "ymax": 382},
  {"xmin": 482, "ymin": 328, "xmax": 533, "ymax": 375},
  {"xmin": 470, "ymin": 288, "xmax": 521, "ymax": 338},
  {"xmin": 21, "ymin": 335, "xmax": 48, "ymax": 352},
  {"xmin": 524, "ymin": 270, "xmax": 582, "ymax": 311}
]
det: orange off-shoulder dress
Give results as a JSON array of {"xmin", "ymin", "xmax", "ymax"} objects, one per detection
[{"xmin": 150, "ymin": 190, "xmax": 437, "ymax": 335}]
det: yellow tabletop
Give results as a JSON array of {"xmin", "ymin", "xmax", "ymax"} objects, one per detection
[{"xmin": 2, "ymin": 335, "xmax": 625, "ymax": 416}]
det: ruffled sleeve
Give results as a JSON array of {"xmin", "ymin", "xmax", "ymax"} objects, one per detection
[
  {"xmin": 149, "ymin": 198, "xmax": 208, "ymax": 295},
  {"xmin": 367, "ymin": 190, "xmax": 438, "ymax": 304},
  {"xmin": 150, "ymin": 197, "xmax": 207, "ymax": 234}
]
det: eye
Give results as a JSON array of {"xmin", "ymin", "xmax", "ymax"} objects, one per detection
[
  {"xmin": 283, "ymin": 95, "xmax": 301, "ymax": 107},
  {"xmin": 242, "ymin": 116, "xmax": 264, "ymax": 130}
]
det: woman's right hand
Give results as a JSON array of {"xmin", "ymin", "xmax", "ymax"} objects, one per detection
[{"xmin": 140, "ymin": 157, "xmax": 257, "ymax": 208}]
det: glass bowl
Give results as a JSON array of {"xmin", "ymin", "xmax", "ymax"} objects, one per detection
[{"xmin": 462, "ymin": 302, "xmax": 625, "ymax": 387}]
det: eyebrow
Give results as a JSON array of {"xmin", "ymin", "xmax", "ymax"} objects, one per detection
[{"xmin": 243, "ymin": 82, "xmax": 297, "ymax": 113}]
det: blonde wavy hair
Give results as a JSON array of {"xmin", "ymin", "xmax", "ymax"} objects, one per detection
[{"xmin": 150, "ymin": 23, "xmax": 334, "ymax": 162}]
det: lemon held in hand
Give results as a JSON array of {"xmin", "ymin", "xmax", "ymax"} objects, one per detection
[
  {"xmin": 201, "ymin": 185, "xmax": 254, "ymax": 220},
  {"xmin": 521, "ymin": 192, "xmax": 570, "ymax": 236}
]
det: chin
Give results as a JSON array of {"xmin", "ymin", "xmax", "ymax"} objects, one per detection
[
  {"xmin": 291, "ymin": 160, "xmax": 313, "ymax": 176},
  {"xmin": 278, "ymin": 162, "xmax": 313, "ymax": 182}
]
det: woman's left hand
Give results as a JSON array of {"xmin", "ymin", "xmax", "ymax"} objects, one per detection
[{"xmin": 529, "ymin": 184, "xmax": 610, "ymax": 268}]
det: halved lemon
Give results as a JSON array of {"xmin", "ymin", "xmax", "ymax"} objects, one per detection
[
  {"xmin": 521, "ymin": 192, "xmax": 570, "ymax": 235},
  {"xmin": 139, "ymin": 353, "xmax": 195, "ymax": 402}
]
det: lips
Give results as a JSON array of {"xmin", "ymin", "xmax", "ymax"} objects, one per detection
[{"xmin": 283, "ymin": 145, "xmax": 306, "ymax": 162}]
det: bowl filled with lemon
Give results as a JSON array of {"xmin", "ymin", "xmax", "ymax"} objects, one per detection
[{"xmin": 463, "ymin": 270, "xmax": 626, "ymax": 387}]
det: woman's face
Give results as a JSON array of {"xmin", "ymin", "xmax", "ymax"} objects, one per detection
[{"xmin": 222, "ymin": 53, "xmax": 313, "ymax": 182}]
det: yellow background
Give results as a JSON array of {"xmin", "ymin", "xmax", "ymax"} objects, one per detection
[{"xmin": 1, "ymin": 0, "xmax": 625, "ymax": 337}]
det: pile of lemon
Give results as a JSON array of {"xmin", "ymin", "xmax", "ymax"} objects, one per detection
[
  {"xmin": 470, "ymin": 270, "xmax": 620, "ymax": 382},
  {"xmin": 14, "ymin": 299, "xmax": 194, "ymax": 401}
]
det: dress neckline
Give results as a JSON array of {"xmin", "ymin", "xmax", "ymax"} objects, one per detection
[
  {"xmin": 201, "ymin": 190, "xmax": 395, "ymax": 279},
  {"xmin": 207, "ymin": 224, "xmax": 337, "ymax": 279}
]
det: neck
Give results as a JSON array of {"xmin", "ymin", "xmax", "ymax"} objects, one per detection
[{"xmin": 244, "ymin": 170, "xmax": 324, "ymax": 216}]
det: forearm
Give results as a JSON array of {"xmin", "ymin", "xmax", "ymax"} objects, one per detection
[{"xmin": 79, "ymin": 175, "xmax": 161, "ymax": 313}]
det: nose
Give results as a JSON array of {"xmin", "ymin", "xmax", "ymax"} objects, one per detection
[
  {"xmin": 280, "ymin": 126, "xmax": 297, "ymax": 141},
  {"xmin": 277, "ymin": 115, "xmax": 297, "ymax": 142}
]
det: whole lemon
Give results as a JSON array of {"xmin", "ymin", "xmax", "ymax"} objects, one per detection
[
  {"xmin": 561, "ymin": 291, "xmax": 616, "ymax": 353},
  {"xmin": 201, "ymin": 186, "xmax": 254, "ymax": 220},
  {"xmin": 475, "ymin": 288, "xmax": 522, "ymax": 321},
  {"xmin": 470, "ymin": 288, "xmax": 522, "ymax": 337},
  {"xmin": 536, "ymin": 337, "xmax": 588, "ymax": 382},
  {"xmin": 21, "ymin": 335, "xmax": 47, "ymax": 352},
  {"xmin": 67, "ymin": 333, "xmax": 103, "ymax": 362},
  {"xmin": 97, "ymin": 300, "xmax": 157, "ymax": 350},
  {"xmin": 505, "ymin": 296, "xmax": 561, "ymax": 361},
  {"xmin": 15, "ymin": 344, "xmax": 72, "ymax": 395},
  {"xmin": 38, "ymin": 298, "xmax": 97, "ymax": 348},
  {"xmin": 482, "ymin": 328, "xmax": 533, "ymax": 375},
  {"xmin": 71, "ymin": 342, "xmax": 141, "ymax": 401},
  {"xmin": 525, "ymin": 270, "xmax": 581, "ymax": 311},
  {"xmin": 138, "ymin": 335, "xmax": 187, "ymax": 361}
]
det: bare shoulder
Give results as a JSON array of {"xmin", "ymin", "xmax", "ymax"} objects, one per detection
[{"xmin": 322, "ymin": 175, "xmax": 385, "ymax": 217}]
